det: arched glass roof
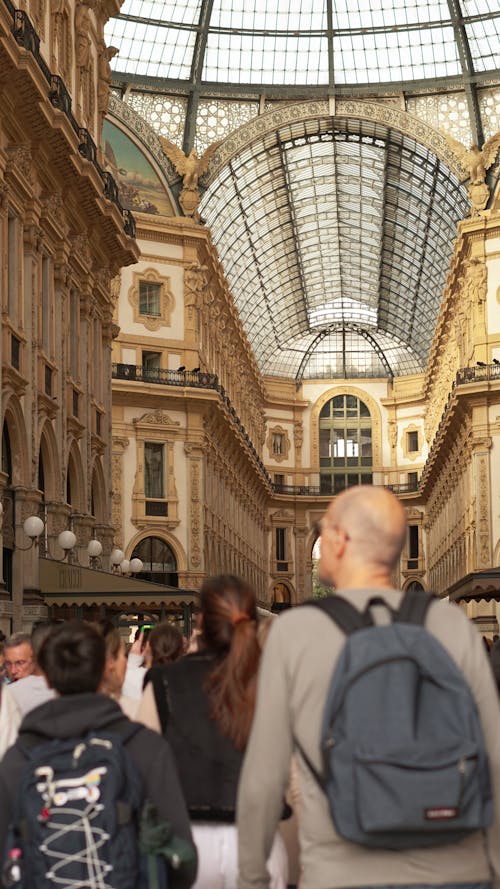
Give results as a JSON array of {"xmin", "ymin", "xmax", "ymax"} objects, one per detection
[
  {"xmin": 199, "ymin": 115, "xmax": 469, "ymax": 380},
  {"xmin": 104, "ymin": 1, "xmax": 498, "ymax": 380}
]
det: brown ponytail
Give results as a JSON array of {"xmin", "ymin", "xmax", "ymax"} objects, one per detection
[{"xmin": 200, "ymin": 574, "xmax": 261, "ymax": 749}]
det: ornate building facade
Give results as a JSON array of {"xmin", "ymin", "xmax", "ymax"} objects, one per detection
[{"xmin": 1, "ymin": 0, "xmax": 500, "ymax": 635}]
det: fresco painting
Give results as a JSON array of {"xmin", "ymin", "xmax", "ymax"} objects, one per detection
[{"xmin": 102, "ymin": 120, "xmax": 175, "ymax": 217}]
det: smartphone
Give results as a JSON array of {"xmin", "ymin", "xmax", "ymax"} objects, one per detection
[{"xmin": 139, "ymin": 624, "xmax": 154, "ymax": 633}]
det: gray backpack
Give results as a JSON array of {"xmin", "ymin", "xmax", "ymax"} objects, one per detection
[{"xmin": 298, "ymin": 589, "xmax": 493, "ymax": 850}]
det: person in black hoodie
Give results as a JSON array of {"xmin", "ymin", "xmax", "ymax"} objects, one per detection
[
  {"xmin": 0, "ymin": 620, "xmax": 197, "ymax": 889},
  {"xmin": 137, "ymin": 574, "xmax": 288, "ymax": 889}
]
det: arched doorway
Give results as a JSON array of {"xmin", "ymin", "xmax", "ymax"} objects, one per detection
[
  {"xmin": 319, "ymin": 394, "xmax": 373, "ymax": 495},
  {"xmin": 131, "ymin": 536, "xmax": 178, "ymax": 586}
]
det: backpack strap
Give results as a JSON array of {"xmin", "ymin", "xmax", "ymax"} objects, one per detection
[
  {"xmin": 144, "ymin": 667, "xmax": 170, "ymax": 736},
  {"xmin": 395, "ymin": 588, "xmax": 435, "ymax": 625},
  {"xmin": 304, "ymin": 595, "xmax": 373, "ymax": 635}
]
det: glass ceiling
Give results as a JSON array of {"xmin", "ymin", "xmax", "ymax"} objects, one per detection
[
  {"xmin": 104, "ymin": 1, "xmax": 498, "ymax": 380},
  {"xmin": 199, "ymin": 117, "xmax": 469, "ymax": 380},
  {"xmin": 106, "ymin": 0, "xmax": 499, "ymax": 90}
]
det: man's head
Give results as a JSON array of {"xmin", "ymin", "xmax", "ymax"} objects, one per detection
[
  {"xmin": 4, "ymin": 633, "xmax": 34, "ymax": 681},
  {"xmin": 38, "ymin": 621, "xmax": 106, "ymax": 695},
  {"xmin": 318, "ymin": 485, "xmax": 407, "ymax": 590}
]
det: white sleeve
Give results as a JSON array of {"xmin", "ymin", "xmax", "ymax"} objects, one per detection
[
  {"xmin": 0, "ymin": 686, "xmax": 21, "ymax": 760},
  {"xmin": 121, "ymin": 653, "xmax": 147, "ymax": 700}
]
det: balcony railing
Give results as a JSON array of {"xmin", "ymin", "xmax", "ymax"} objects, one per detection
[
  {"xmin": 456, "ymin": 363, "xmax": 500, "ymax": 385},
  {"xmin": 113, "ymin": 364, "xmax": 218, "ymax": 388},
  {"xmin": 5, "ymin": 2, "xmax": 135, "ymax": 238},
  {"xmin": 114, "ymin": 361, "xmax": 500, "ymax": 498},
  {"xmin": 273, "ymin": 481, "xmax": 419, "ymax": 496},
  {"xmin": 112, "ymin": 363, "xmax": 272, "ymax": 484}
]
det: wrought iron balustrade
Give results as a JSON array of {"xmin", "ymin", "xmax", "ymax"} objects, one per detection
[{"xmin": 4, "ymin": 4, "xmax": 135, "ymax": 238}]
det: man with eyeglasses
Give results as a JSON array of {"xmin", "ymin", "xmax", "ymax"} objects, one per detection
[
  {"xmin": 237, "ymin": 485, "xmax": 500, "ymax": 889},
  {"xmin": 5, "ymin": 626, "xmax": 55, "ymax": 715},
  {"xmin": 3, "ymin": 634, "xmax": 34, "ymax": 683}
]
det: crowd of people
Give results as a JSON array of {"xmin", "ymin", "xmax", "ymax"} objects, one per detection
[{"xmin": 0, "ymin": 485, "xmax": 499, "ymax": 889}]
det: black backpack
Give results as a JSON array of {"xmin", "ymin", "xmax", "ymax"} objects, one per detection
[
  {"xmin": 297, "ymin": 589, "xmax": 493, "ymax": 850},
  {"xmin": 2, "ymin": 722, "xmax": 168, "ymax": 889}
]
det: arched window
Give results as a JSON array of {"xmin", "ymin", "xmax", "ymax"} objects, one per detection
[
  {"xmin": 319, "ymin": 395, "xmax": 373, "ymax": 494},
  {"xmin": 131, "ymin": 536, "xmax": 178, "ymax": 587}
]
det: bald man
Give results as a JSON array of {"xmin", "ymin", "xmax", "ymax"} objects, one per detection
[{"xmin": 237, "ymin": 486, "xmax": 500, "ymax": 889}]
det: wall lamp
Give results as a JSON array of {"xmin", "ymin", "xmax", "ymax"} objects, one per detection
[
  {"xmin": 16, "ymin": 515, "xmax": 45, "ymax": 551},
  {"xmin": 110, "ymin": 548, "xmax": 143, "ymax": 576}
]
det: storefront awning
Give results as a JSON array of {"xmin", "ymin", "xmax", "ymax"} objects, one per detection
[
  {"xmin": 447, "ymin": 569, "xmax": 500, "ymax": 604},
  {"xmin": 39, "ymin": 558, "xmax": 199, "ymax": 608}
]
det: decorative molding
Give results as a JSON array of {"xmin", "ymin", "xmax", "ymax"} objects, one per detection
[
  {"xmin": 128, "ymin": 267, "xmax": 175, "ymax": 331},
  {"xmin": 203, "ymin": 100, "xmax": 468, "ymax": 184},
  {"xmin": 401, "ymin": 423, "xmax": 421, "ymax": 461},
  {"xmin": 266, "ymin": 425, "xmax": 291, "ymax": 463},
  {"xmin": 134, "ymin": 410, "xmax": 180, "ymax": 427}
]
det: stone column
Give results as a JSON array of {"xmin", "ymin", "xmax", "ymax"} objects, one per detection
[
  {"xmin": 184, "ymin": 443, "xmax": 204, "ymax": 587},
  {"xmin": 472, "ymin": 436, "xmax": 492, "ymax": 569}
]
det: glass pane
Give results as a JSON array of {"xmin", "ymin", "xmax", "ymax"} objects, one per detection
[
  {"xmin": 144, "ymin": 443, "xmax": 164, "ymax": 498},
  {"xmin": 319, "ymin": 428, "xmax": 331, "ymax": 458}
]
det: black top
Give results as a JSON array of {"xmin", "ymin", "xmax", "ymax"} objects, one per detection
[
  {"xmin": 146, "ymin": 652, "xmax": 244, "ymax": 823},
  {"xmin": 0, "ymin": 693, "xmax": 196, "ymax": 889}
]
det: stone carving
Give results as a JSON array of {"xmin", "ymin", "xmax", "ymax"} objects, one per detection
[
  {"xmin": 388, "ymin": 421, "xmax": 397, "ymax": 450},
  {"xmin": 446, "ymin": 132, "xmax": 500, "ymax": 214},
  {"xmin": 159, "ymin": 137, "xmax": 221, "ymax": 217},
  {"xmin": 7, "ymin": 146, "xmax": 33, "ymax": 183},
  {"xmin": 134, "ymin": 410, "xmax": 180, "ymax": 426},
  {"xmin": 110, "ymin": 272, "xmax": 121, "ymax": 302},
  {"xmin": 462, "ymin": 257, "xmax": 487, "ymax": 306},
  {"xmin": 189, "ymin": 461, "xmax": 202, "ymax": 569},
  {"xmin": 97, "ymin": 43, "xmax": 119, "ymax": 125},
  {"xmin": 71, "ymin": 232, "xmax": 92, "ymax": 268},
  {"xmin": 74, "ymin": 0, "xmax": 94, "ymax": 69},
  {"xmin": 184, "ymin": 262, "xmax": 208, "ymax": 312}
]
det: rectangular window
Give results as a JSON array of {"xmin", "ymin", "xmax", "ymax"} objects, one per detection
[
  {"xmin": 145, "ymin": 442, "xmax": 164, "ymax": 499},
  {"xmin": 276, "ymin": 528, "xmax": 286, "ymax": 561},
  {"xmin": 407, "ymin": 430, "xmax": 419, "ymax": 453},
  {"xmin": 142, "ymin": 351, "xmax": 161, "ymax": 380},
  {"xmin": 44, "ymin": 364, "xmax": 52, "ymax": 396},
  {"xmin": 8, "ymin": 216, "xmax": 18, "ymax": 320},
  {"xmin": 41, "ymin": 256, "xmax": 52, "ymax": 354},
  {"xmin": 274, "ymin": 474, "xmax": 285, "ymax": 486},
  {"xmin": 408, "ymin": 471, "xmax": 418, "ymax": 490},
  {"xmin": 139, "ymin": 281, "xmax": 161, "ymax": 316},
  {"xmin": 408, "ymin": 525, "xmax": 419, "ymax": 569},
  {"xmin": 11, "ymin": 334, "xmax": 21, "ymax": 371},
  {"xmin": 69, "ymin": 290, "xmax": 79, "ymax": 379}
]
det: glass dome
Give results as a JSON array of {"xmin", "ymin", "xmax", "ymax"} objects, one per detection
[
  {"xmin": 105, "ymin": 1, "xmax": 499, "ymax": 380},
  {"xmin": 105, "ymin": 0, "xmax": 499, "ymax": 92}
]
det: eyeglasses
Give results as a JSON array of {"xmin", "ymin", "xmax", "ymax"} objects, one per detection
[{"xmin": 4, "ymin": 659, "xmax": 31, "ymax": 670}]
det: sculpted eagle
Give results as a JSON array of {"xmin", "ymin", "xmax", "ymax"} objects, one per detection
[
  {"xmin": 446, "ymin": 132, "xmax": 500, "ymax": 185},
  {"xmin": 159, "ymin": 138, "xmax": 221, "ymax": 191}
]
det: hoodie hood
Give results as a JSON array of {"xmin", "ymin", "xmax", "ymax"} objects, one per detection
[{"xmin": 19, "ymin": 693, "xmax": 127, "ymax": 741}]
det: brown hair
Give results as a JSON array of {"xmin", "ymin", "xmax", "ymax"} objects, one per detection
[
  {"xmin": 200, "ymin": 574, "xmax": 260, "ymax": 750},
  {"xmin": 148, "ymin": 623, "xmax": 183, "ymax": 666}
]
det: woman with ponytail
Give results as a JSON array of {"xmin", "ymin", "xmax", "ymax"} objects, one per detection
[{"xmin": 137, "ymin": 575, "xmax": 287, "ymax": 889}]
